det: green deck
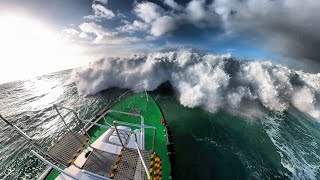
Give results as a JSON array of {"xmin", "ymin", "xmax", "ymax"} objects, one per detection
[{"xmin": 45, "ymin": 93, "xmax": 171, "ymax": 180}]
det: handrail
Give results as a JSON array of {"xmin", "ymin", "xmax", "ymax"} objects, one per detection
[
  {"xmin": 81, "ymin": 119, "xmax": 112, "ymax": 129},
  {"xmin": 81, "ymin": 170, "xmax": 110, "ymax": 180},
  {"xmin": 49, "ymin": 106, "xmax": 153, "ymax": 150},
  {"xmin": 53, "ymin": 104, "xmax": 91, "ymax": 136},
  {"xmin": 108, "ymin": 109, "xmax": 144, "ymax": 117},
  {"xmin": 113, "ymin": 125, "xmax": 125, "ymax": 148},
  {"xmin": 52, "ymin": 105, "xmax": 95, "ymax": 152},
  {"xmin": 52, "ymin": 104, "xmax": 113, "ymax": 129},
  {"xmin": 108, "ymin": 110, "xmax": 146, "ymax": 149},
  {"xmin": 31, "ymin": 150, "xmax": 80, "ymax": 180},
  {"xmin": 0, "ymin": 114, "xmax": 68, "ymax": 167},
  {"xmin": 118, "ymin": 89, "xmax": 132, "ymax": 101},
  {"xmin": 113, "ymin": 121, "xmax": 157, "ymax": 151},
  {"xmin": 134, "ymin": 133, "xmax": 151, "ymax": 180},
  {"xmin": 113, "ymin": 120, "xmax": 156, "ymax": 129},
  {"xmin": 144, "ymin": 89, "xmax": 149, "ymax": 111},
  {"xmin": 32, "ymin": 150, "xmax": 112, "ymax": 180}
]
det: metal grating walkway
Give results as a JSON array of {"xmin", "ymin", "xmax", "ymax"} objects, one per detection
[
  {"xmin": 112, "ymin": 148, "xmax": 152, "ymax": 180},
  {"xmin": 47, "ymin": 131, "xmax": 89, "ymax": 166},
  {"xmin": 82, "ymin": 148, "xmax": 118, "ymax": 177}
]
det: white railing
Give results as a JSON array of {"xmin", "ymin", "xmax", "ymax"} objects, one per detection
[
  {"xmin": 134, "ymin": 133, "xmax": 151, "ymax": 180},
  {"xmin": 113, "ymin": 120, "xmax": 157, "ymax": 151},
  {"xmin": 108, "ymin": 110, "xmax": 145, "ymax": 149},
  {"xmin": 31, "ymin": 150, "xmax": 81, "ymax": 180}
]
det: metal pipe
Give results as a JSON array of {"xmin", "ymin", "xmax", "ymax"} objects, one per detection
[
  {"xmin": 113, "ymin": 121, "xmax": 157, "ymax": 151},
  {"xmin": 145, "ymin": 89, "xmax": 149, "ymax": 102},
  {"xmin": 61, "ymin": 110, "xmax": 73, "ymax": 120},
  {"xmin": 53, "ymin": 105, "xmax": 73, "ymax": 132},
  {"xmin": 81, "ymin": 170, "xmax": 110, "ymax": 180},
  {"xmin": 107, "ymin": 109, "xmax": 142, "ymax": 117},
  {"xmin": 0, "ymin": 115, "xmax": 36, "ymax": 146},
  {"xmin": 82, "ymin": 119, "xmax": 112, "ymax": 128},
  {"xmin": 113, "ymin": 124, "xmax": 125, "ymax": 148},
  {"xmin": 0, "ymin": 114, "xmax": 13, "ymax": 127},
  {"xmin": 134, "ymin": 134, "xmax": 151, "ymax": 180},
  {"xmin": 144, "ymin": 89, "xmax": 149, "ymax": 112},
  {"xmin": 108, "ymin": 110, "xmax": 145, "ymax": 149},
  {"xmin": 0, "ymin": 114, "xmax": 70, "ymax": 167},
  {"xmin": 141, "ymin": 121, "xmax": 145, "ymax": 150},
  {"xmin": 113, "ymin": 121, "xmax": 156, "ymax": 130},
  {"xmin": 0, "ymin": 115, "xmax": 39, "ymax": 150},
  {"xmin": 31, "ymin": 150, "xmax": 80, "ymax": 180},
  {"xmin": 53, "ymin": 104, "xmax": 92, "ymax": 138},
  {"xmin": 152, "ymin": 128, "xmax": 156, "ymax": 152},
  {"xmin": 52, "ymin": 105, "xmax": 90, "ymax": 147}
]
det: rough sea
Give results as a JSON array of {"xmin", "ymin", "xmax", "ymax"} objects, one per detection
[{"xmin": 1, "ymin": 50, "xmax": 320, "ymax": 179}]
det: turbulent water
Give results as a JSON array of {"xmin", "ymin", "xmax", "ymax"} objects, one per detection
[
  {"xmin": 1, "ymin": 50, "xmax": 320, "ymax": 179},
  {"xmin": 0, "ymin": 71, "xmax": 109, "ymax": 179}
]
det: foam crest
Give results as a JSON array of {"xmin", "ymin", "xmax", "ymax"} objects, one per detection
[{"xmin": 72, "ymin": 49, "xmax": 320, "ymax": 120}]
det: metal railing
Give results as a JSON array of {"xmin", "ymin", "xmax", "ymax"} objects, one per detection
[
  {"xmin": 113, "ymin": 120, "xmax": 157, "ymax": 152},
  {"xmin": 134, "ymin": 133, "xmax": 151, "ymax": 180},
  {"xmin": 108, "ymin": 109, "xmax": 146, "ymax": 149},
  {"xmin": 0, "ymin": 114, "xmax": 67, "ymax": 167},
  {"xmin": 31, "ymin": 150, "xmax": 81, "ymax": 180},
  {"xmin": 53, "ymin": 106, "xmax": 157, "ymax": 179},
  {"xmin": 1, "ymin": 88, "xmax": 153, "ymax": 179}
]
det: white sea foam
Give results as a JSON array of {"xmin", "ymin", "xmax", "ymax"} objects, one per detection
[
  {"xmin": 72, "ymin": 49, "xmax": 320, "ymax": 120},
  {"xmin": 262, "ymin": 113, "xmax": 320, "ymax": 179}
]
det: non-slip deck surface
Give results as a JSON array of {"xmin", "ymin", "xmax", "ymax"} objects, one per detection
[
  {"xmin": 82, "ymin": 148, "xmax": 118, "ymax": 177},
  {"xmin": 47, "ymin": 131, "xmax": 89, "ymax": 167},
  {"xmin": 112, "ymin": 148, "xmax": 152, "ymax": 180}
]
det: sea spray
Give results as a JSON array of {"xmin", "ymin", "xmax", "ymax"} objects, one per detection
[{"xmin": 72, "ymin": 49, "xmax": 320, "ymax": 120}]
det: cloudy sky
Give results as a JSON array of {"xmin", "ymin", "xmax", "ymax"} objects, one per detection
[{"xmin": 0, "ymin": 0, "xmax": 319, "ymax": 83}]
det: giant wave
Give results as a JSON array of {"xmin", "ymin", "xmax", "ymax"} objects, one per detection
[{"xmin": 72, "ymin": 49, "xmax": 320, "ymax": 120}]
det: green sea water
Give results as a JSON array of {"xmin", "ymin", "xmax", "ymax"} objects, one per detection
[{"xmin": 152, "ymin": 91, "xmax": 320, "ymax": 179}]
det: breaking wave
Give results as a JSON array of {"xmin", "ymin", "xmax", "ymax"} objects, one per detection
[{"xmin": 72, "ymin": 49, "xmax": 320, "ymax": 120}]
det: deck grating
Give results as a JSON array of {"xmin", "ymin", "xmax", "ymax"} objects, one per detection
[
  {"xmin": 82, "ymin": 148, "xmax": 118, "ymax": 177},
  {"xmin": 47, "ymin": 131, "xmax": 89, "ymax": 166},
  {"xmin": 113, "ymin": 148, "xmax": 152, "ymax": 180}
]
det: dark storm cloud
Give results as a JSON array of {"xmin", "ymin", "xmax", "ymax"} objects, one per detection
[
  {"xmin": 119, "ymin": 0, "xmax": 221, "ymax": 36},
  {"xmin": 214, "ymin": 0, "xmax": 320, "ymax": 61}
]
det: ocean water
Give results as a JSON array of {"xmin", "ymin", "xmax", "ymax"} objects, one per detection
[
  {"xmin": 0, "ymin": 70, "xmax": 110, "ymax": 179},
  {"xmin": 156, "ymin": 94, "xmax": 320, "ymax": 179},
  {"xmin": 1, "ymin": 50, "xmax": 320, "ymax": 179}
]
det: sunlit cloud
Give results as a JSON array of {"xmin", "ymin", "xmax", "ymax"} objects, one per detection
[
  {"xmin": 84, "ymin": 1, "xmax": 115, "ymax": 21},
  {"xmin": 77, "ymin": 22, "xmax": 141, "ymax": 44},
  {"xmin": 117, "ymin": 20, "xmax": 149, "ymax": 33}
]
